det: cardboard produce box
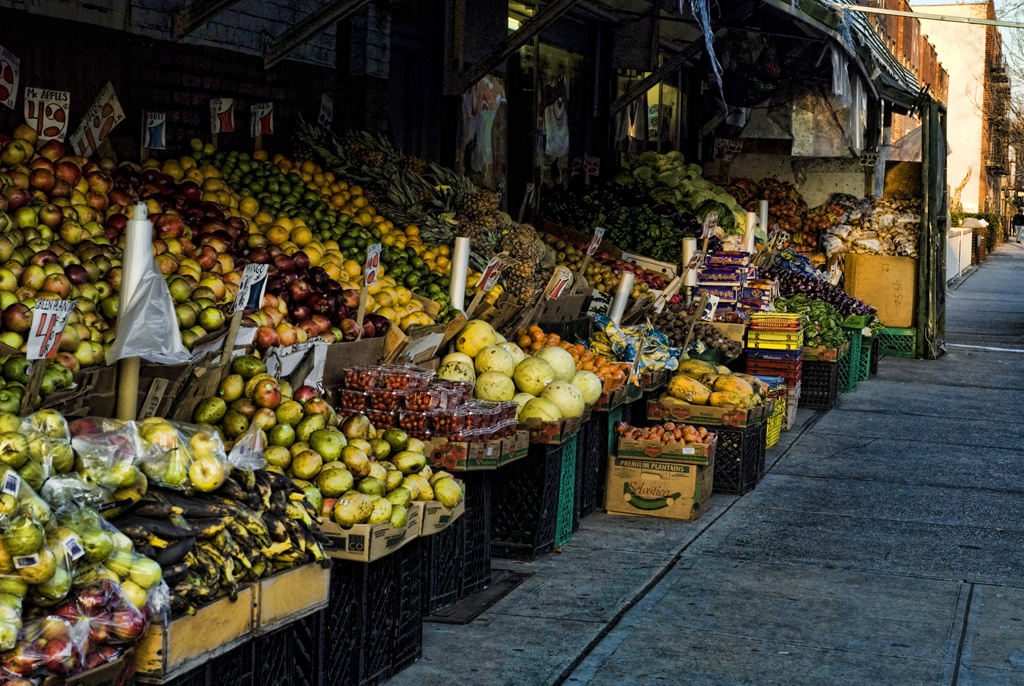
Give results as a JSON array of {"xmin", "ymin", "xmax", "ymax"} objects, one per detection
[
  {"xmin": 424, "ymin": 437, "xmax": 502, "ymax": 471},
  {"xmin": 67, "ymin": 650, "xmax": 134, "ymax": 686},
  {"xmin": 518, "ymin": 414, "xmax": 584, "ymax": 445},
  {"xmin": 500, "ymin": 430, "xmax": 530, "ymax": 465},
  {"xmin": 647, "ymin": 397, "xmax": 771, "ymax": 428},
  {"xmin": 411, "ymin": 484, "xmax": 466, "ymax": 536},
  {"xmin": 252, "ymin": 562, "xmax": 330, "ymax": 635},
  {"xmin": 616, "ymin": 435, "xmax": 717, "ymax": 465},
  {"xmin": 605, "ymin": 454, "xmax": 713, "ymax": 521},
  {"xmin": 844, "ymin": 253, "xmax": 917, "ymax": 328},
  {"xmin": 320, "ymin": 503, "xmax": 420, "ymax": 562}
]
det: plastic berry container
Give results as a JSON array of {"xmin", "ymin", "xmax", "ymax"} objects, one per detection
[
  {"xmin": 365, "ymin": 409, "xmax": 396, "ymax": 429},
  {"xmin": 401, "ymin": 389, "xmax": 443, "ymax": 411},
  {"xmin": 339, "ymin": 390, "xmax": 368, "ymax": 411},
  {"xmin": 495, "ymin": 402, "xmax": 518, "ymax": 423},
  {"xmin": 494, "ymin": 419, "xmax": 517, "ymax": 439},
  {"xmin": 344, "ymin": 366, "xmax": 382, "ymax": 391},
  {"xmin": 367, "ymin": 388, "xmax": 401, "ymax": 411},
  {"xmin": 463, "ymin": 405, "xmax": 492, "ymax": 430},
  {"xmin": 406, "ymin": 427, "xmax": 432, "ymax": 441},
  {"xmin": 431, "ymin": 408, "xmax": 467, "ymax": 435},
  {"xmin": 436, "ymin": 380, "xmax": 474, "ymax": 405},
  {"xmin": 397, "ymin": 409, "xmax": 431, "ymax": 433},
  {"xmin": 378, "ymin": 366, "xmax": 433, "ymax": 391}
]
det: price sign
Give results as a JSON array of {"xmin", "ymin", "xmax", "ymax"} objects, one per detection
[
  {"xmin": 210, "ymin": 98, "xmax": 234, "ymax": 134},
  {"xmin": 685, "ymin": 251, "xmax": 705, "ymax": 272},
  {"xmin": 827, "ymin": 262, "xmax": 841, "ymax": 286},
  {"xmin": 587, "ymin": 290, "xmax": 612, "ymax": 317},
  {"xmin": 27, "ymin": 300, "xmax": 76, "ymax": 360},
  {"xmin": 584, "ymin": 155, "xmax": 600, "ymax": 175},
  {"xmin": 364, "ymin": 243, "xmax": 382, "ymax": 287},
  {"xmin": 68, "ymin": 82, "xmax": 125, "ymax": 158},
  {"xmin": 250, "ymin": 102, "xmax": 274, "ymax": 137},
  {"xmin": 0, "ymin": 45, "xmax": 19, "ymax": 110},
  {"xmin": 700, "ymin": 294, "xmax": 720, "ymax": 322},
  {"xmin": 318, "ymin": 93, "xmax": 333, "ymax": 127},
  {"xmin": 701, "ymin": 212, "xmax": 718, "ymax": 238},
  {"xmin": 23, "ymin": 88, "xmax": 70, "ymax": 142},
  {"xmin": 476, "ymin": 256, "xmax": 506, "ymax": 290},
  {"xmin": 144, "ymin": 112, "xmax": 166, "ymax": 150},
  {"xmin": 587, "ymin": 227, "xmax": 606, "ymax": 256},
  {"xmin": 548, "ymin": 267, "xmax": 572, "ymax": 299},
  {"xmin": 234, "ymin": 264, "xmax": 269, "ymax": 312}
]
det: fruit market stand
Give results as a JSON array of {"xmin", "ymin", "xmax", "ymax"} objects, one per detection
[{"xmin": 0, "ymin": 95, "xmax": 929, "ymax": 685}]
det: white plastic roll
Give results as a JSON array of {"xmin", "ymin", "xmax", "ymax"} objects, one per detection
[
  {"xmin": 759, "ymin": 200, "xmax": 769, "ymax": 236},
  {"xmin": 682, "ymin": 237, "xmax": 697, "ymax": 287},
  {"xmin": 608, "ymin": 272, "xmax": 634, "ymax": 325},
  {"xmin": 744, "ymin": 212, "xmax": 757, "ymax": 253},
  {"xmin": 449, "ymin": 236, "xmax": 471, "ymax": 313},
  {"xmin": 121, "ymin": 203, "xmax": 152, "ymax": 309}
]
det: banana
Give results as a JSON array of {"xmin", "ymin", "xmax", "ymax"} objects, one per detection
[
  {"xmin": 145, "ymin": 533, "xmax": 171, "ymax": 549},
  {"xmin": 261, "ymin": 541, "xmax": 292, "ymax": 558},
  {"xmin": 253, "ymin": 471, "xmax": 274, "ymax": 511},
  {"xmin": 263, "ymin": 513, "xmax": 290, "ymax": 543},
  {"xmin": 217, "ymin": 478, "xmax": 248, "ymax": 501},
  {"xmin": 285, "ymin": 502, "xmax": 312, "ymax": 527},
  {"xmin": 192, "ymin": 516, "xmax": 234, "ymax": 539}
]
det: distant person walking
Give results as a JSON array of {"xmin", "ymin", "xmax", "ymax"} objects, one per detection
[{"xmin": 1014, "ymin": 210, "xmax": 1024, "ymax": 243}]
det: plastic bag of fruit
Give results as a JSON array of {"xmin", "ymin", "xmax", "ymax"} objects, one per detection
[
  {"xmin": 227, "ymin": 422, "xmax": 268, "ymax": 471},
  {"xmin": 136, "ymin": 419, "xmax": 228, "ymax": 493},
  {"xmin": 0, "ymin": 614, "xmax": 89, "ymax": 680},
  {"xmin": 105, "ymin": 254, "xmax": 190, "ymax": 366},
  {"xmin": 68, "ymin": 419, "xmax": 151, "ymax": 511},
  {"xmin": 52, "ymin": 579, "xmax": 150, "ymax": 656},
  {"xmin": 0, "ymin": 410, "xmax": 75, "ymax": 493}
]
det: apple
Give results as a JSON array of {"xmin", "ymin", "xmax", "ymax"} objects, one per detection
[
  {"xmin": 188, "ymin": 455, "xmax": 226, "ymax": 492},
  {"xmin": 254, "ymin": 325, "xmax": 279, "ymax": 351},
  {"xmin": 41, "ymin": 274, "xmax": 71, "ymax": 299}
]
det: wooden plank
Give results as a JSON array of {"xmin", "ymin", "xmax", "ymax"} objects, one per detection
[
  {"xmin": 264, "ymin": 0, "xmax": 372, "ymax": 70},
  {"xmin": 172, "ymin": 0, "xmax": 244, "ymax": 40}
]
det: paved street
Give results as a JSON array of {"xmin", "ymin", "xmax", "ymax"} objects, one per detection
[{"xmin": 389, "ymin": 243, "xmax": 1024, "ymax": 686}]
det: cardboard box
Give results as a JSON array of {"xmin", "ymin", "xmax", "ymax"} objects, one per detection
[
  {"xmin": 605, "ymin": 454, "xmax": 713, "ymax": 521},
  {"xmin": 844, "ymin": 253, "xmax": 918, "ymax": 328},
  {"xmin": 616, "ymin": 435, "xmax": 717, "ymax": 465},
  {"xmin": 135, "ymin": 589, "xmax": 254, "ymax": 682},
  {"xmin": 252, "ymin": 562, "xmax": 330, "ymax": 635},
  {"xmin": 713, "ymin": 323, "xmax": 747, "ymax": 343},
  {"xmin": 424, "ymin": 437, "xmax": 501, "ymax": 471},
  {"xmin": 801, "ymin": 340, "xmax": 850, "ymax": 362},
  {"xmin": 500, "ymin": 430, "xmax": 530, "ymax": 465},
  {"xmin": 321, "ymin": 504, "xmax": 420, "ymax": 562},
  {"xmin": 68, "ymin": 651, "xmax": 134, "ymax": 686},
  {"xmin": 647, "ymin": 397, "xmax": 770, "ymax": 428},
  {"xmin": 518, "ymin": 414, "xmax": 584, "ymax": 445},
  {"xmin": 412, "ymin": 491, "xmax": 466, "ymax": 536}
]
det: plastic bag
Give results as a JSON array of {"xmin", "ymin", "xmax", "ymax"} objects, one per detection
[
  {"xmin": 105, "ymin": 256, "xmax": 189, "ymax": 366},
  {"xmin": 51, "ymin": 579, "xmax": 149, "ymax": 670},
  {"xmin": 0, "ymin": 614, "xmax": 88, "ymax": 679},
  {"xmin": 137, "ymin": 419, "xmax": 228, "ymax": 493},
  {"xmin": 227, "ymin": 423, "xmax": 268, "ymax": 471},
  {"xmin": 70, "ymin": 420, "xmax": 150, "ymax": 510}
]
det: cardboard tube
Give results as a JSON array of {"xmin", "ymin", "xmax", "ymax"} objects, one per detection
[
  {"xmin": 609, "ymin": 272, "xmax": 634, "ymax": 325},
  {"xmin": 116, "ymin": 203, "xmax": 152, "ymax": 421},
  {"xmin": 759, "ymin": 200, "xmax": 769, "ymax": 236},
  {"xmin": 744, "ymin": 212, "xmax": 757, "ymax": 253},
  {"xmin": 682, "ymin": 238, "xmax": 697, "ymax": 287},
  {"xmin": 449, "ymin": 237, "xmax": 471, "ymax": 313}
]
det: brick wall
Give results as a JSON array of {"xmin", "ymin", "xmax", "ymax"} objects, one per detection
[{"xmin": 0, "ymin": 7, "xmax": 333, "ymax": 158}]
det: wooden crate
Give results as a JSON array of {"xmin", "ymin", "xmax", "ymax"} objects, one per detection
[{"xmin": 252, "ymin": 562, "xmax": 331, "ymax": 635}]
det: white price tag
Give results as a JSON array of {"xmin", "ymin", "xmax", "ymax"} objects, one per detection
[
  {"xmin": 827, "ymin": 263, "xmax": 841, "ymax": 286},
  {"xmin": 475, "ymin": 257, "xmax": 506, "ymax": 290},
  {"xmin": 234, "ymin": 264, "xmax": 269, "ymax": 312},
  {"xmin": 0, "ymin": 45, "xmax": 20, "ymax": 110},
  {"xmin": 587, "ymin": 227, "xmax": 606, "ymax": 256},
  {"xmin": 68, "ymin": 82, "xmax": 125, "ymax": 158},
  {"xmin": 1, "ymin": 471, "xmax": 19, "ymax": 496},
  {"xmin": 27, "ymin": 299, "xmax": 76, "ymax": 360},
  {"xmin": 548, "ymin": 267, "xmax": 572, "ymax": 300},
  {"xmin": 701, "ymin": 213, "xmax": 718, "ymax": 238},
  {"xmin": 13, "ymin": 555, "xmax": 38, "ymax": 570},
  {"xmin": 700, "ymin": 295, "xmax": 720, "ymax": 322},
  {"xmin": 364, "ymin": 243, "xmax": 382, "ymax": 287},
  {"xmin": 62, "ymin": 535, "xmax": 85, "ymax": 561},
  {"xmin": 210, "ymin": 98, "xmax": 234, "ymax": 134}
]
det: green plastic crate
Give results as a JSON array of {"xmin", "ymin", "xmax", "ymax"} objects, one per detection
[
  {"xmin": 838, "ymin": 328, "xmax": 861, "ymax": 393},
  {"xmin": 877, "ymin": 327, "xmax": 916, "ymax": 358},
  {"xmin": 856, "ymin": 335, "xmax": 872, "ymax": 382},
  {"xmin": 554, "ymin": 433, "xmax": 578, "ymax": 548},
  {"xmin": 692, "ymin": 347, "xmax": 727, "ymax": 366}
]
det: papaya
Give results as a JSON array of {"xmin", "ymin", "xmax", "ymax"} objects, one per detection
[
  {"xmin": 677, "ymin": 359, "xmax": 717, "ymax": 380},
  {"xmin": 735, "ymin": 374, "xmax": 768, "ymax": 396},
  {"xmin": 712, "ymin": 376, "xmax": 754, "ymax": 397},
  {"xmin": 667, "ymin": 376, "xmax": 711, "ymax": 405},
  {"xmin": 717, "ymin": 365, "xmax": 731, "ymax": 375},
  {"xmin": 709, "ymin": 391, "xmax": 753, "ymax": 409},
  {"xmin": 699, "ymin": 373, "xmax": 721, "ymax": 389}
]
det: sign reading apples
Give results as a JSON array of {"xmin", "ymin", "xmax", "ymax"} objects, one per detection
[
  {"xmin": 68, "ymin": 82, "xmax": 125, "ymax": 158},
  {"xmin": 587, "ymin": 227, "xmax": 605, "ymax": 256},
  {"xmin": 0, "ymin": 45, "xmax": 19, "ymax": 110},
  {"xmin": 235, "ymin": 264, "xmax": 269, "ymax": 312},
  {"xmin": 364, "ymin": 243, "xmax": 382, "ymax": 287},
  {"xmin": 23, "ymin": 88, "xmax": 69, "ymax": 142},
  {"xmin": 27, "ymin": 299, "xmax": 77, "ymax": 360},
  {"xmin": 210, "ymin": 98, "xmax": 234, "ymax": 134},
  {"xmin": 250, "ymin": 102, "xmax": 274, "ymax": 138},
  {"xmin": 144, "ymin": 112, "xmax": 166, "ymax": 150}
]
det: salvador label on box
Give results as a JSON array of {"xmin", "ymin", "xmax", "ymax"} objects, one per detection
[{"xmin": 605, "ymin": 455, "xmax": 713, "ymax": 521}]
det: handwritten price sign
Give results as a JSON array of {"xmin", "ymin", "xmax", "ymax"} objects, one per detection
[
  {"xmin": 24, "ymin": 88, "xmax": 69, "ymax": 142},
  {"xmin": 250, "ymin": 102, "xmax": 274, "ymax": 137},
  {"xmin": 476, "ymin": 256, "xmax": 506, "ymax": 291},
  {"xmin": 364, "ymin": 243, "xmax": 382, "ymax": 287},
  {"xmin": 318, "ymin": 93, "xmax": 333, "ymax": 127},
  {"xmin": 701, "ymin": 212, "xmax": 718, "ymax": 238},
  {"xmin": 210, "ymin": 98, "xmax": 234, "ymax": 134},
  {"xmin": 234, "ymin": 264, "xmax": 269, "ymax": 312},
  {"xmin": 27, "ymin": 300, "xmax": 76, "ymax": 360},
  {"xmin": 548, "ymin": 266, "xmax": 572, "ymax": 299},
  {"xmin": 69, "ymin": 82, "xmax": 125, "ymax": 158},
  {"xmin": 0, "ymin": 45, "xmax": 19, "ymax": 110},
  {"xmin": 587, "ymin": 227, "xmax": 606, "ymax": 256}
]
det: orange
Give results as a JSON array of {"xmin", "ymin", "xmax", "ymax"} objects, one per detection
[
  {"xmin": 266, "ymin": 226, "xmax": 289, "ymax": 245},
  {"xmin": 531, "ymin": 331, "xmax": 545, "ymax": 342},
  {"xmin": 517, "ymin": 335, "xmax": 532, "ymax": 348},
  {"xmin": 290, "ymin": 225, "xmax": 313, "ymax": 247}
]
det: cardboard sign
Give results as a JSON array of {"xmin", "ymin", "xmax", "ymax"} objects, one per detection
[
  {"xmin": 699, "ymin": 294, "xmax": 720, "ymax": 322},
  {"xmin": 210, "ymin": 98, "xmax": 234, "ymax": 134},
  {"xmin": 250, "ymin": 102, "xmax": 274, "ymax": 137},
  {"xmin": 144, "ymin": 112, "xmax": 166, "ymax": 150},
  {"xmin": 364, "ymin": 243, "xmax": 382, "ymax": 287},
  {"xmin": 714, "ymin": 137, "xmax": 742, "ymax": 160},
  {"xmin": 23, "ymin": 88, "xmax": 70, "ymax": 141},
  {"xmin": 27, "ymin": 299, "xmax": 76, "ymax": 360},
  {"xmin": 827, "ymin": 262, "xmax": 841, "ymax": 286},
  {"xmin": 587, "ymin": 227, "xmax": 606, "ymax": 256},
  {"xmin": 318, "ymin": 93, "xmax": 333, "ymax": 127},
  {"xmin": 685, "ymin": 251, "xmax": 705, "ymax": 272},
  {"xmin": 587, "ymin": 290, "xmax": 612, "ymax": 317},
  {"xmin": 548, "ymin": 267, "xmax": 572, "ymax": 299},
  {"xmin": 234, "ymin": 264, "xmax": 269, "ymax": 312},
  {"xmin": 701, "ymin": 213, "xmax": 718, "ymax": 238},
  {"xmin": 584, "ymin": 155, "xmax": 600, "ymax": 175},
  {"xmin": 0, "ymin": 45, "xmax": 19, "ymax": 110},
  {"xmin": 69, "ymin": 82, "xmax": 125, "ymax": 158},
  {"xmin": 476, "ymin": 256, "xmax": 506, "ymax": 290}
]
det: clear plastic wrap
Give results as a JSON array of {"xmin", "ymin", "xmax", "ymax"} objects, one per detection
[
  {"xmin": 69, "ymin": 420, "xmax": 149, "ymax": 511},
  {"xmin": 227, "ymin": 423, "xmax": 267, "ymax": 471},
  {"xmin": 136, "ymin": 419, "xmax": 229, "ymax": 493},
  {"xmin": 0, "ymin": 614, "xmax": 87, "ymax": 679},
  {"xmin": 105, "ymin": 256, "xmax": 190, "ymax": 366}
]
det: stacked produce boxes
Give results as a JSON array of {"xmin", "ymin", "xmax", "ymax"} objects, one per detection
[{"xmin": 745, "ymin": 313, "xmax": 803, "ymax": 430}]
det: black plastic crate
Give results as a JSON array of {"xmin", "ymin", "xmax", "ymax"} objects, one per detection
[
  {"xmin": 460, "ymin": 471, "xmax": 492, "ymax": 597},
  {"xmin": 358, "ymin": 557, "xmax": 399, "ymax": 686},
  {"xmin": 164, "ymin": 666, "xmax": 211, "ymax": 686},
  {"xmin": 574, "ymin": 416, "xmax": 606, "ymax": 519},
  {"xmin": 391, "ymin": 541, "xmax": 424, "ymax": 676},
  {"xmin": 492, "ymin": 442, "xmax": 563, "ymax": 560},
  {"xmin": 690, "ymin": 421, "xmax": 766, "ymax": 495},
  {"xmin": 422, "ymin": 519, "xmax": 462, "ymax": 615},
  {"xmin": 538, "ymin": 317, "xmax": 592, "ymax": 343},
  {"xmin": 799, "ymin": 359, "xmax": 840, "ymax": 411},
  {"xmin": 323, "ymin": 563, "xmax": 362, "ymax": 686},
  {"xmin": 869, "ymin": 337, "xmax": 879, "ymax": 376},
  {"xmin": 573, "ymin": 429, "xmax": 585, "ymax": 532}
]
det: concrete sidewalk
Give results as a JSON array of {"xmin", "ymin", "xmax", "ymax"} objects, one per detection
[{"xmin": 388, "ymin": 243, "xmax": 1024, "ymax": 686}]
